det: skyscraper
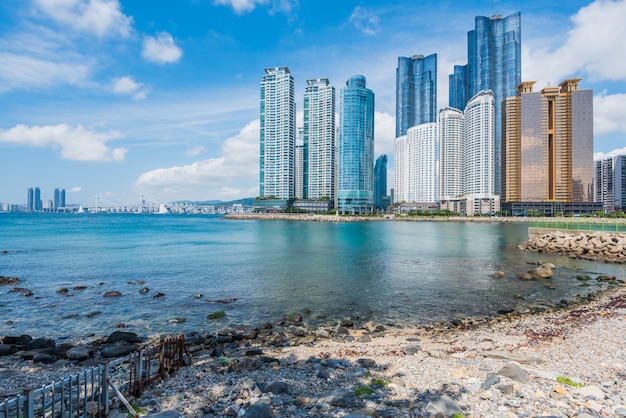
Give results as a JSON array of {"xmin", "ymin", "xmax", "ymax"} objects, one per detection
[
  {"xmin": 503, "ymin": 79, "xmax": 595, "ymax": 207},
  {"xmin": 450, "ymin": 12, "xmax": 521, "ymax": 195},
  {"xmin": 304, "ymin": 78, "xmax": 336, "ymax": 200},
  {"xmin": 394, "ymin": 123, "xmax": 439, "ymax": 205},
  {"xmin": 396, "ymin": 54, "xmax": 437, "ymax": 137},
  {"xmin": 374, "ymin": 154, "xmax": 388, "ymax": 209},
  {"xmin": 463, "ymin": 91, "xmax": 495, "ymax": 198},
  {"xmin": 27, "ymin": 187, "xmax": 34, "ymax": 212},
  {"xmin": 595, "ymin": 155, "xmax": 626, "ymax": 212},
  {"xmin": 338, "ymin": 75, "xmax": 374, "ymax": 214},
  {"xmin": 439, "ymin": 107, "xmax": 464, "ymax": 200},
  {"xmin": 35, "ymin": 187, "xmax": 41, "ymax": 211},
  {"xmin": 259, "ymin": 67, "xmax": 296, "ymax": 199}
]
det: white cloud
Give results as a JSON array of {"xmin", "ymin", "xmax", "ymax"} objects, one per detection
[
  {"xmin": 141, "ymin": 32, "xmax": 183, "ymax": 64},
  {"xmin": 350, "ymin": 6, "xmax": 379, "ymax": 36},
  {"xmin": 34, "ymin": 0, "xmax": 133, "ymax": 38},
  {"xmin": 185, "ymin": 145, "xmax": 206, "ymax": 157},
  {"xmin": 525, "ymin": 0, "xmax": 626, "ymax": 86},
  {"xmin": 374, "ymin": 111, "xmax": 395, "ymax": 157},
  {"xmin": 0, "ymin": 124, "xmax": 127, "ymax": 162},
  {"xmin": 69, "ymin": 186, "xmax": 83, "ymax": 193},
  {"xmin": 0, "ymin": 53, "xmax": 91, "ymax": 92},
  {"xmin": 594, "ymin": 92, "xmax": 626, "ymax": 135},
  {"xmin": 136, "ymin": 119, "xmax": 259, "ymax": 187},
  {"xmin": 111, "ymin": 76, "xmax": 149, "ymax": 100},
  {"xmin": 594, "ymin": 147, "xmax": 626, "ymax": 160}
]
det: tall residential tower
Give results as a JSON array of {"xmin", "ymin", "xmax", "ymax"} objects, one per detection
[
  {"xmin": 259, "ymin": 67, "xmax": 296, "ymax": 199},
  {"xmin": 396, "ymin": 54, "xmax": 437, "ymax": 137}
]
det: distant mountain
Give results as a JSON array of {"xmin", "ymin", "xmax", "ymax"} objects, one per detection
[{"xmin": 171, "ymin": 197, "xmax": 255, "ymax": 206}]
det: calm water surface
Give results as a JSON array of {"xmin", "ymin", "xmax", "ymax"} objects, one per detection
[{"xmin": 0, "ymin": 213, "xmax": 622, "ymax": 340}]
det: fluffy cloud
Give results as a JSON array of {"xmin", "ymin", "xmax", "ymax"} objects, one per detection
[
  {"xmin": 111, "ymin": 76, "xmax": 149, "ymax": 100},
  {"xmin": 374, "ymin": 111, "xmax": 395, "ymax": 157},
  {"xmin": 0, "ymin": 124, "xmax": 127, "ymax": 162},
  {"xmin": 594, "ymin": 147, "xmax": 626, "ymax": 161},
  {"xmin": 350, "ymin": 6, "xmax": 379, "ymax": 36},
  {"xmin": 525, "ymin": 0, "xmax": 626, "ymax": 85},
  {"xmin": 594, "ymin": 92, "xmax": 626, "ymax": 135},
  {"xmin": 69, "ymin": 186, "xmax": 83, "ymax": 193},
  {"xmin": 185, "ymin": 145, "xmax": 206, "ymax": 157},
  {"xmin": 141, "ymin": 32, "xmax": 183, "ymax": 64},
  {"xmin": 34, "ymin": 0, "xmax": 133, "ymax": 38},
  {"xmin": 136, "ymin": 119, "xmax": 259, "ymax": 187}
]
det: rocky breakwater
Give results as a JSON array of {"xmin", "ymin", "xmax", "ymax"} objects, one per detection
[
  {"xmin": 225, "ymin": 213, "xmax": 360, "ymax": 222},
  {"xmin": 520, "ymin": 230, "xmax": 626, "ymax": 263}
]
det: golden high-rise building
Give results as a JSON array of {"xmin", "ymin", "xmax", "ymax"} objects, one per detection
[{"xmin": 502, "ymin": 79, "xmax": 594, "ymax": 206}]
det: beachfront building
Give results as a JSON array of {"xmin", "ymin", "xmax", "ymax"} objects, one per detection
[
  {"xmin": 303, "ymin": 78, "xmax": 336, "ymax": 200},
  {"xmin": 595, "ymin": 155, "xmax": 626, "ymax": 213},
  {"xmin": 449, "ymin": 12, "xmax": 521, "ymax": 195},
  {"xmin": 502, "ymin": 79, "xmax": 598, "ymax": 215},
  {"xmin": 439, "ymin": 107, "xmax": 464, "ymax": 201},
  {"xmin": 295, "ymin": 139, "xmax": 304, "ymax": 199},
  {"xmin": 396, "ymin": 54, "xmax": 437, "ymax": 137},
  {"xmin": 259, "ymin": 67, "xmax": 296, "ymax": 200},
  {"xmin": 338, "ymin": 75, "xmax": 375, "ymax": 214},
  {"xmin": 394, "ymin": 123, "xmax": 439, "ymax": 205}
]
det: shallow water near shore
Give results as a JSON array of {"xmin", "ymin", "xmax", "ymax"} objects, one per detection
[{"xmin": 0, "ymin": 213, "xmax": 623, "ymax": 341}]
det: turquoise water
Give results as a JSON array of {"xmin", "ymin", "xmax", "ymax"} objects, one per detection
[{"xmin": 0, "ymin": 213, "xmax": 623, "ymax": 341}]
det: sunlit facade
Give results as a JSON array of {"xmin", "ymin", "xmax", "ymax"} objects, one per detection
[
  {"xmin": 304, "ymin": 78, "xmax": 336, "ymax": 200},
  {"xmin": 439, "ymin": 107, "xmax": 464, "ymax": 200},
  {"xmin": 394, "ymin": 123, "xmax": 438, "ymax": 204},
  {"xmin": 259, "ymin": 67, "xmax": 295, "ymax": 199},
  {"xmin": 503, "ymin": 79, "xmax": 595, "ymax": 204},
  {"xmin": 396, "ymin": 54, "xmax": 437, "ymax": 137},
  {"xmin": 338, "ymin": 75, "xmax": 374, "ymax": 214}
]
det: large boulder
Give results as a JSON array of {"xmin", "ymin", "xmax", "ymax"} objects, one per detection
[
  {"xmin": 101, "ymin": 345, "xmax": 138, "ymax": 358},
  {"xmin": 106, "ymin": 331, "xmax": 141, "ymax": 344}
]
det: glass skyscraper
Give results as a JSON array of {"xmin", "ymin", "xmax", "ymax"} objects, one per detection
[
  {"xmin": 338, "ymin": 75, "xmax": 374, "ymax": 214},
  {"xmin": 396, "ymin": 53, "xmax": 437, "ymax": 137},
  {"xmin": 303, "ymin": 78, "xmax": 335, "ymax": 200},
  {"xmin": 259, "ymin": 67, "xmax": 295, "ymax": 199},
  {"xmin": 374, "ymin": 154, "xmax": 388, "ymax": 210},
  {"xmin": 449, "ymin": 12, "xmax": 521, "ymax": 195}
]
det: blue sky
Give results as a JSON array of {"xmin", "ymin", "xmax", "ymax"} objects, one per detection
[{"xmin": 1, "ymin": 0, "xmax": 625, "ymax": 206}]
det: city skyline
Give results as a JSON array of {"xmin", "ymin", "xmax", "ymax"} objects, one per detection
[{"xmin": 1, "ymin": 1, "xmax": 625, "ymax": 205}]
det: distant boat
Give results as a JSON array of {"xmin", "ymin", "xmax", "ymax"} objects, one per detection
[
  {"xmin": 158, "ymin": 204, "xmax": 170, "ymax": 214},
  {"xmin": 77, "ymin": 206, "xmax": 85, "ymax": 213}
]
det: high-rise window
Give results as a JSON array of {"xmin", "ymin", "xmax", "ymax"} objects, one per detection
[{"xmin": 396, "ymin": 54, "xmax": 437, "ymax": 137}]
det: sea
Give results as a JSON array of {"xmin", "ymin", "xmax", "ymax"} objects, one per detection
[{"xmin": 1, "ymin": 212, "xmax": 623, "ymax": 341}]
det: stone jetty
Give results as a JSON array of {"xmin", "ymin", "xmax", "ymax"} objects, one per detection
[{"xmin": 520, "ymin": 230, "xmax": 626, "ymax": 263}]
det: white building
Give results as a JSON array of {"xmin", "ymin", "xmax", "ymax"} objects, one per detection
[
  {"xmin": 259, "ymin": 67, "xmax": 296, "ymax": 199},
  {"xmin": 394, "ymin": 123, "xmax": 439, "ymax": 204},
  {"xmin": 439, "ymin": 107, "xmax": 464, "ymax": 200},
  {"xmin": 304, "ymin": 78, "xmax": 336, "ymax": 199}
]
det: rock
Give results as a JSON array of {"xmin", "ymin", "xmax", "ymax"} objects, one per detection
[
  {"xmin": 317, "ymin": 388, "xmax": 356, "ymax": 407},
  {"xmin": 425, "ymin": 394, "xmax": 462, "ymax": 416},
  {"xmin": 529, "ymin": 267, "xmax": 553, "ymax": 278},
  {"xmin": 578, "ymin": 385, "xmax": 606, "ymax": 400},
  {"xmin": 497, "ymin": 363, "xmax": 528, "ymax": 383},
  {"xmin": 106, "ymin": 331, "xmax": 141, "ymax": 343},
  {"xmin": 101, "ymin": 345, "xmax": 138, "ymax": 358},
  {"xmin": 225, "ymin": 404, "xmax": 240, "ymax": 416},
  {"xmin": 56, "ymin": 287, "xmax": 69, "ymax": 294},
  {"xmin": 207, "ymin": 310, "xmax": 226, "ymax": 320},
  {"xmin": 86, "ymin": 401, "xmax": 100, "ymax": 416},
  {"xmin": 357, "ymin": 358, "xmax": 377, "ymax": 369},
  {"xmin": 243, "ymin": 402, "xmax": 275, "ymax": 418},
  {"xmin": 144, "ymin": 411, "xmax": 181, "ymax": 418},
  {"xmin": 480, "ymin": 351, "xmax": 542, "ymax": 364},
  {"xmin": 103, "ymin": 291, "xmax": 122, "ymax": 297},
  {"xmin": 481, "ymin": 373, "xmax": 501, "ymax": 389},
  {"xmin": 33, "ymin": 353, "xmax": 57, "ymax": 364},
  {"xmin": 2, "ymin": 335, "xmax": 32, "ymax": 346},
  {"xmin": 139, "ymin": 287, "xmax": 150, "ymax": 294},
  {"xmin": 67, "ymin": 346, "xmax": 93, "ymax": 361},
  {"xmin": 428, "ymin": 350, "xmax": 447, "ymax": 359},
  {"xmin": 403, "ymin": 345, "xmax": 421, "ymax": 355},
  {"xmin": 490, "ymin": 271, "xmax": 506, "ymax": 278},
  {"xmin": 27, "ymin": 338, "xmax": 56, "ymax": 350},
  {"xmin": 257, "ymin": 381, "xmax": 289, "ymax": 395},
  {"xmin": 0, "ymin": 344, "xmax": 14, "ymax": 356},
  {"xmin": 0, "ymin": 276, "xmax": 20, "ymax": 285}
]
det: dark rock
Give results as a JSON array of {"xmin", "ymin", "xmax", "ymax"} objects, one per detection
[
  {"xmin": 357, "ymin": 358, "xmax": 377, "ymax": 369},
  {"xmin": 259, "ymin": 356, "xmax": 279, "ymax": 364},
  {"xmin": 481, "ymin": 373, "xmax": 501, "ymax": 389},
  {"xmin": 139, "ymin": 287, "xmax": 150, "ymax": 294},
  {"xmin": 143, "ymin": 411, "xmax": 181, "ymax": 418},
  {"xmin": 67, "ymin": 346, "xmax": 93, "ymax": 361},
  {"xmin": 103, "ymin": 291, "xmax": 122, "ymax": 297},
  {"xmin": 0, "ymin": 276, "xmax": 20, "ymax": 285},
  {"xmin": 33, "ymin": 353, "xmax": 57, "ymax": 364},
  {"xmin": 335, "ymin": 327, "xmax": 350, "ymax": 337},
  {"xmin": 214, "ymin": 336, "xmax": 233, "ymax": 344},
  {"xmin": 210, "ymin": 346, "xmax": 225, "ymax": 357},
  {"xmin": 73, "ymin": 285, "xmax": 87, "ymax": 290},
  {"xmin": 0, "ymin": 344, "xmax": 14, "ymax": 356},
  {"xmin": 497, "ymin": 384, "xmax": 515, "ymax": 394},
  {"xmin": 322, "ymin": 358, "xmax": 350, "ymax": 368},
  {"xmin": 257, "ymin": 381, "xmax": 289, "ymax": 395},
  {"xmin": 101, "ymin": 345, "xmax": 138, "ymax": 358},
  {"xmin": 2, "ymin": 335, "xmax": 32, "ymax": 346},
  {"xmin": 340, "ymin": 319, "xmax": 354, "ymax": 328},
  {"xmin": 52, "ymin": 343, "xmax": 74, "ymax": 358},
  {"xmin": 284, "ymin": 313, "xmax": 302, "ymax": 323},
  {"xmin": 28, "ymin": 338, "xmax": 56, "ymax": 350},
  {"xmin": 56, "ymin": 288, "xmax": 69, "ymax": 294},
  {"xmin": 207, "ymin": 310, "xmax": 226, "ymax": 320},
  {"xmin": 243, "ymin": 402, "xmax": 275, "ymax": 418},
  {"xmin": 106, "ymin": 331, "xmax": 141, "ymax": 343},
  {"xmin": 317, "ymin": 388, "xmax": 356, "ymax": 407},
  {"xmin": 245, "ymin": 349, "xmax": 264, "ymax": 357},
  {"xmin": 153, "ymin": 292, "xmax": 165, "ymax": 299},
  {"xmin": 497, "ymin": 363, "xmax": 528, "ymax": 383}
]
